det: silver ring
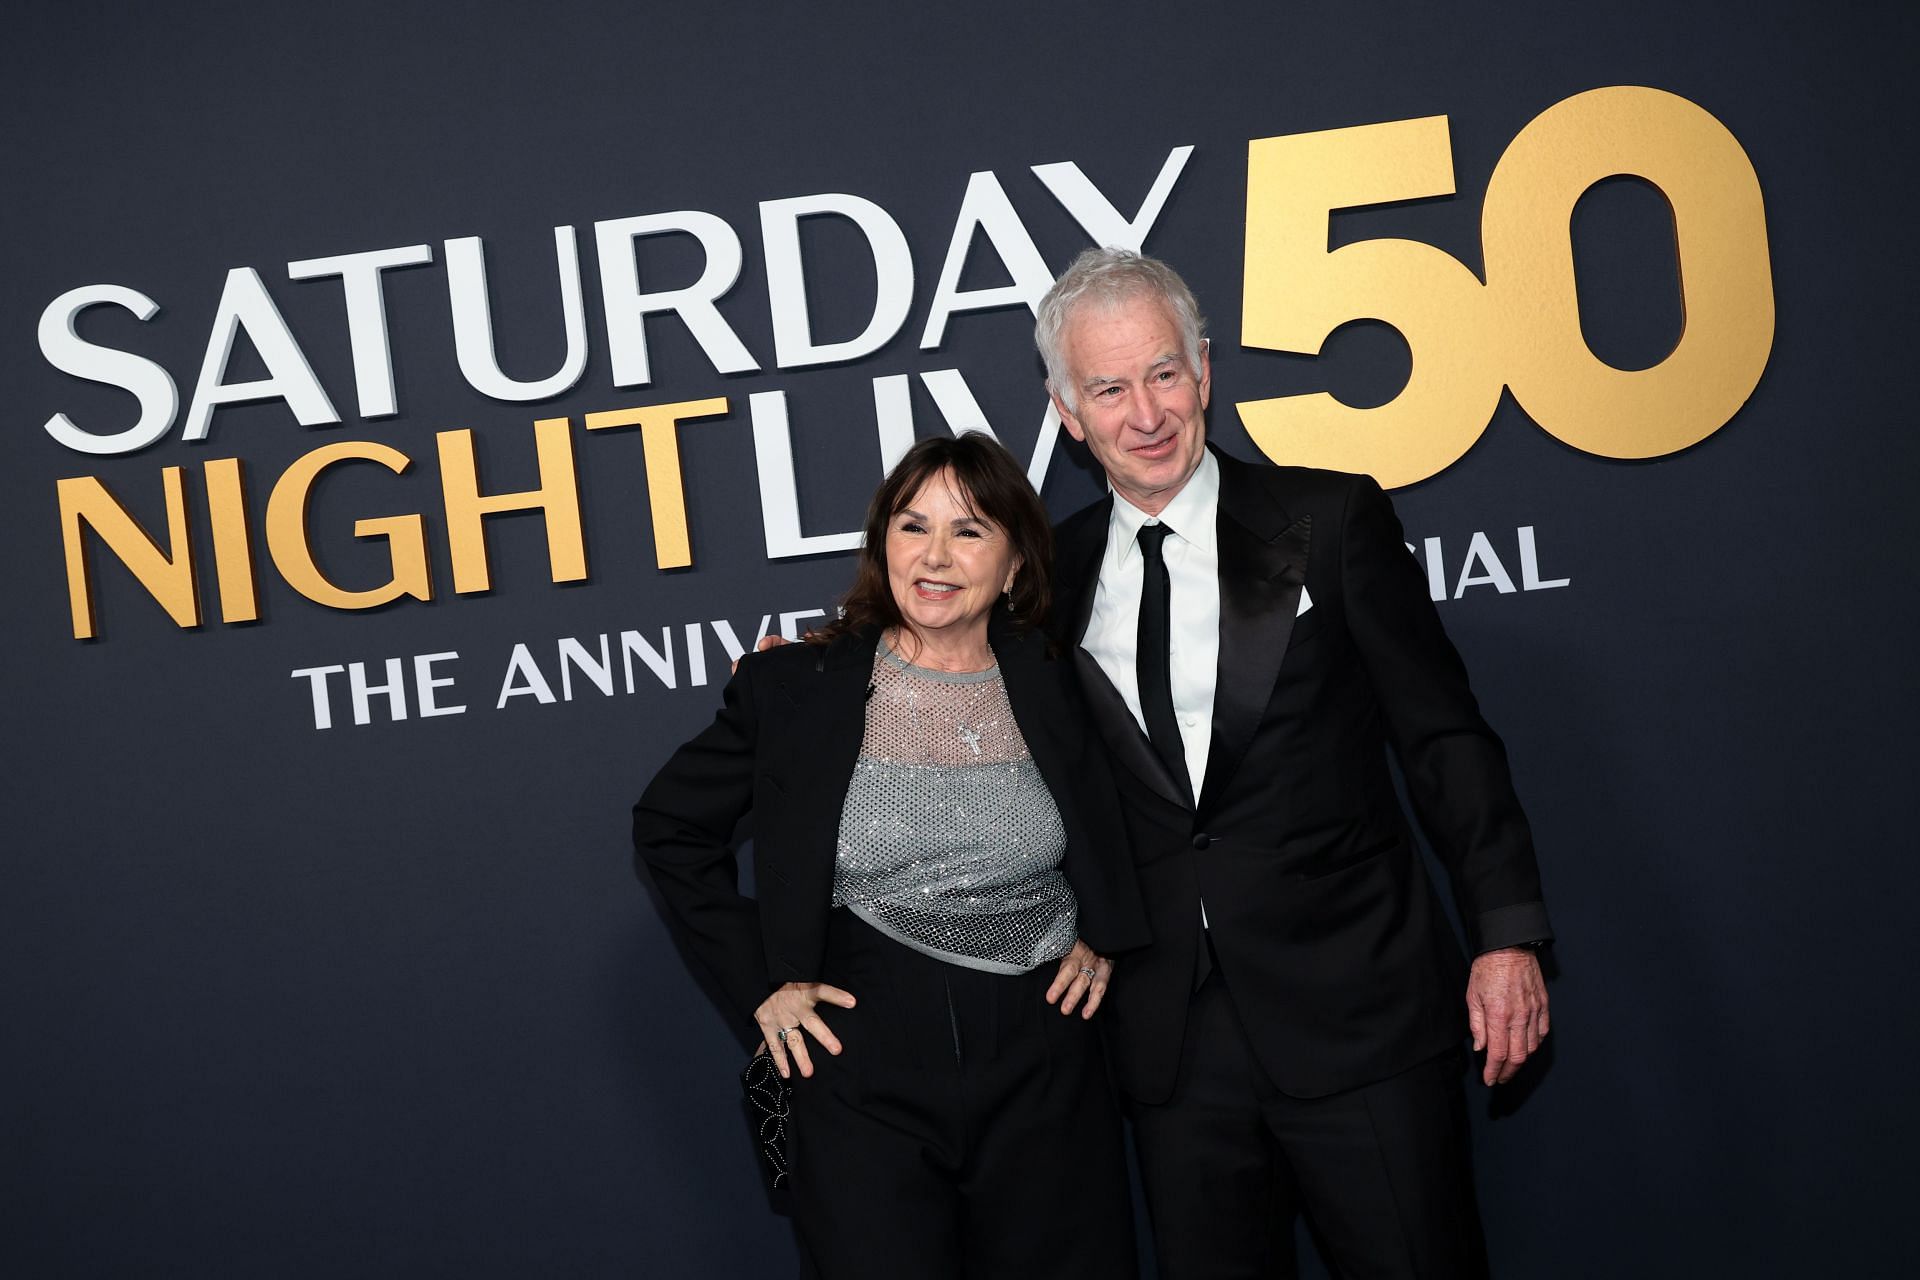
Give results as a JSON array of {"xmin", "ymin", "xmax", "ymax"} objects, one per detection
[
  {"xmin": 1079, "ymin": 966, "xmax": 1098, "ymax": 978},
  {"xmin": 775, "ymin": 1027, "xmax": 790, "ymax": 1043}
]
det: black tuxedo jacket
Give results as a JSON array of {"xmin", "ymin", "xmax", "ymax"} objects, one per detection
[
  {"xmin": 1051, "ymin": 449, "xmax": 1552, "ymax": 1102},
  {"xmin": 634, "ymin": 614, "xmax": 1151, "ymax": 1027}
]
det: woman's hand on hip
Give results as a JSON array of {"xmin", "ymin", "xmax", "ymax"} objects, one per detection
[
  {"xmin": 754, "ymin": 981, "xmax": 856, "ymax": 1079},
  {"xmin": 1045, "ymin": 939, "xmax": 1113, "ymax": 1019}
]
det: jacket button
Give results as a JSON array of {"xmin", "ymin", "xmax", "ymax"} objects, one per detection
[{"xmin": 1191, "ymin": 833, "xmax": 1212, "ymax": 850}]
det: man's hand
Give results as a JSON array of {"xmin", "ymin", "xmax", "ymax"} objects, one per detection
[
  {"xmin": 733, "ymin": 633, "xmax": 792, "ymax": 674},
  {"xmin": 1466, "ymin": 946, "xmax": 1549, "ymax": 1086}
]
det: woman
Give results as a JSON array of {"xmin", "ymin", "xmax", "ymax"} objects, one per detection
[{"xmin": 634, "ymin": 433, "xmax": 1148, "ymax": 1279}]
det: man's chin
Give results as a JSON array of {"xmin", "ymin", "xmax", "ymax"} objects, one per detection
[{"xmin": 1129, "ymin": 458, "xmax": 1189, "ymax": 493}]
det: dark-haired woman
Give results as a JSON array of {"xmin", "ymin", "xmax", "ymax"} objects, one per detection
[{"xmin": 634, "ymin": 433, "xmax": 1147, "ymax": 1279}]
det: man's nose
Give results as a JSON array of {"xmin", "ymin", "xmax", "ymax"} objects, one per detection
[{"xmin": 1124, "ymin": 383, "xmax": 1161, "ymax": 430}]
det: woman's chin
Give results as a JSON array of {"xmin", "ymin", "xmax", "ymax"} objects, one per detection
[{"xmin": 896, "ymin": 604, "xmax": 990, "ymax": 640}]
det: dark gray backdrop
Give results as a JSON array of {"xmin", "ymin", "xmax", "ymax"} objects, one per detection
[{"xmin": 4, "ymin": 1, "xmax": 1914, "ymax": 1275}]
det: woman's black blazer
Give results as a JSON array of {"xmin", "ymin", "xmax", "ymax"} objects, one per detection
[{"xmin": 633, "ymin": 613, "xmax": 1151, "ymax": 1025}]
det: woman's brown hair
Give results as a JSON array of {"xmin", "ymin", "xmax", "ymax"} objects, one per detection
[{"xmin": 808, "ymin": 432, "xmax": 1053, "ymax": 644}]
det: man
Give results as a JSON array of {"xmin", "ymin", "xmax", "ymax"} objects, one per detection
[{"xmin": 1037, "ymin": 248, "xmax": 1551, "ymax": 1279}]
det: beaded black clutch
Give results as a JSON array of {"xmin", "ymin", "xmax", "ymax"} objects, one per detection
[{"xmin": 739, "ymin": 1046, "xmax": 792, "ymax": 1190}]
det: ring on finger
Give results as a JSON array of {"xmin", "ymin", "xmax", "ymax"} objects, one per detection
[{"xmin": 1079, "ymin": 966, "xmax": 1097, "ymax": 978}]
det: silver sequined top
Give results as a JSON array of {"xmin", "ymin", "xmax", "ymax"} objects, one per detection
[{"xmin": 832, "ymin": 638, "xmax": 1077, "ymax": 974}]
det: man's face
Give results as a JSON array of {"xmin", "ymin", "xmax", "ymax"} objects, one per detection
[{"xmin": 1051, "ymin": 293, "xmax": 1210, "ymax": 516}]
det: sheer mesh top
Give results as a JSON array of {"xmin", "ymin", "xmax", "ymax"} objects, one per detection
[{"xmin": 832, "ymin": 637, "xmax": 1077, "ymax": 974}]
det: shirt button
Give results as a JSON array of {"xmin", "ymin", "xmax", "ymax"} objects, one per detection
[{"xmin": 1192, "ymin": 833, "xmax": 1212, "ymax": 850}]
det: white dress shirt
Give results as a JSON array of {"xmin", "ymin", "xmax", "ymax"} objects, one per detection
[{"xmin": 1081, "ymin": 450, "xmax": 1222, "ymax": 806}]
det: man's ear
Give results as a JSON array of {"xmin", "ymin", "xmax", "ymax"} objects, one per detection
[
  {"xmin": 1197, "ymin": 337, "xmax": 1212, "ymax": 411},
  {"xmin": 1051, "ymin": 389, "xmax": 1087, "ymax": 443}
]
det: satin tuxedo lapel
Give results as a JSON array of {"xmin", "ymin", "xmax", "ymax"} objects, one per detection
[
  {"xmin": 1057, "ymin": 497, "xmax": 1110, "ymax": 650},
  {"xmin": 1197, "ymin": 454, "xmax": 1311, "ymax": 817},
  {"xmin": 1056, "ymin": 498, "xmax": 1191, "ymax": 811},
  {"xmin": 1072, "ymin": 650, "xmax": 1188, "ymax": 810}
]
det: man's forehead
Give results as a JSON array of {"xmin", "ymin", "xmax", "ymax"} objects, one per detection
[
  {"xmin": 1066, "ymin": 292, "xmax": 1177, "ymax": 334},
  {"xmin": 1065, "ymin": 296, "xmax": 1185, "ymax": 374}
]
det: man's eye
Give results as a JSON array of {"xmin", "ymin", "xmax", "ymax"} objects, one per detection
[{"xmin": 1154, "ymin": 369, "xmax": 1177, "ymax": 384}]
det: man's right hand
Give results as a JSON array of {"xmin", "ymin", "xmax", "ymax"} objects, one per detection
[
  {"xmin": 1466, "ymin": 947, "xmax": 1549, "ymax": 1085},
  {"xmin": 732, "ymin": 633, "xmax": 792, "ymax": 674}
]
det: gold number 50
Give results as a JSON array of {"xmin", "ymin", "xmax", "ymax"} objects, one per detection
[{"xmin": 1239, "ymin": 86, "xmax": 1775, "ymax": 488}]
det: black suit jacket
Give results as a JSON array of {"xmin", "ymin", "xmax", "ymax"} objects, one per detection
[
  {"xmin": 1051, "ymin": 448, "xmax": 1552, "ymax": 1102},
  {"xmin": 634, "ymin": 613, "xmax": 1151, "ymax": 1027}
]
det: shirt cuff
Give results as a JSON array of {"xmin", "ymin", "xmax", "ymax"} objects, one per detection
[{"xmin": 1474, "ymin": 901, "xmax": 1554, "ymax": 955}]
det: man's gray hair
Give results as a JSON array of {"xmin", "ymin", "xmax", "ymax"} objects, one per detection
[{"xmin": 1035, "ymin": 247, "xmax": 1207, "ymax": 412}]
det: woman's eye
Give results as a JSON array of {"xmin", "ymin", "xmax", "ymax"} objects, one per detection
[{"xmin": 899, "ymin": 521, "xmax": 925, "ymax": 534}]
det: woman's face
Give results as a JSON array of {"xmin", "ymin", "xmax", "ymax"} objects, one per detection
[{"xmin": 884, "ymin": 468, "xmax": 1021, "ymax": 652}]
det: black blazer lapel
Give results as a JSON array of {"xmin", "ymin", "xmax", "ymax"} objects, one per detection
[
  {"xmin": 1054, "ymin": 496, "xmax": 1191, "ymax": 811},
  {"xmin": 1199, "ymin": 453, "xmax": 1311, "ymax": 816},
  {"xmin": 995, "ymin": 615, "xmax": 1152, "ymax": 953},
  {"xmin": 994, "ymin": 619, "xmax": 1098, "ymax": 835},
  {"xmin": 764, "ymin": 630, "xmax": 876, "ymax": 938}
]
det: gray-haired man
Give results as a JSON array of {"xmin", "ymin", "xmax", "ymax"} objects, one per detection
[{"xmin": 1039, "ymin": 248, "xmax": 1552, "ymax": 1278}]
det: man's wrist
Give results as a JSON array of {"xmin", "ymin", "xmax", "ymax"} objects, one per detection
[{"xmin": 1473, "ymin": 901, "xmax": 1553, "ymax": 955}]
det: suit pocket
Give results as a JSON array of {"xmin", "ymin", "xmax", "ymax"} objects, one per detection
[
  {"xmin": 1285, "ymin": 610, "xmax": 1325, "ymax": 653},
  {"xmin": 1295, "ymin": 836, "xmax": 1401, "ymax": 882}
]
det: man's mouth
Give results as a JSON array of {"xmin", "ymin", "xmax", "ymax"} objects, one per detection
[{"xmin": 1131, "ymin": 433, "xmax": 1178, "ymax": 460}]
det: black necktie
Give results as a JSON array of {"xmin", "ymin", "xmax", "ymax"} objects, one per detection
[{"xmin": 1135, "ymin": 522, "xmax": 1191, "ymax": 798}]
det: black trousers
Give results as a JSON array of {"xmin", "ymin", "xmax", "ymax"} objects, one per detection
[
  {"xmin": 789, "ymin": 911, "xmax": 1136, "ymax": 1280},
  {"xmin": 1128, "ymin": 971, "xmax": 1487, "ymax": 1280}
]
